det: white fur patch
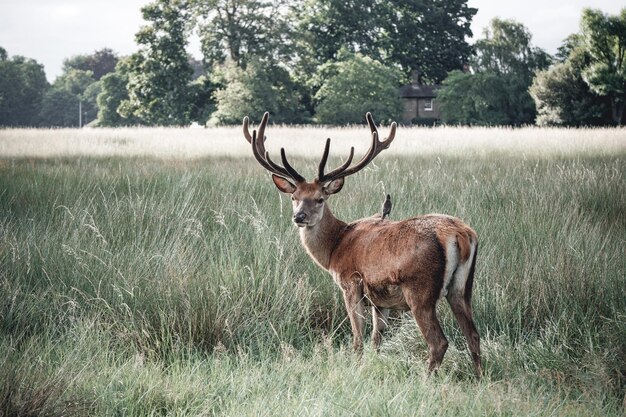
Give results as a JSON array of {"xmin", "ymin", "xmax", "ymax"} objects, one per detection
[
  {"xmin": 439, "ymin": 237, "xmax": 459, "ymax": 300},
  {"xmin": 448, "ymin": 239, "xmax": 476, "ymax": 298}
]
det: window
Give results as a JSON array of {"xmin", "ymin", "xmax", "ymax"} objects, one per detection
[{"xmin": 424, "ymin": 99, "xmax": 433, "ymax": 111}]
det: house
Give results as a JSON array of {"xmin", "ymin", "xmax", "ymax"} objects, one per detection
[{"xmin": 399, "ymin": 70, "xmax": 441, "ymax": 124}]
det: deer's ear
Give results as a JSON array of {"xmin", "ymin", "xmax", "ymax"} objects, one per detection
[
  {"xmin": 323, "ymin": 177, "xmax": 344, "ymax": 195},
  {"xmin": 272, "ymin": 175, "xmax": 297, "ymax": 194}
]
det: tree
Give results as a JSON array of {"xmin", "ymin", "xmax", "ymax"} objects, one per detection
[
  {"xmin": 293, "ymin": 0, "xmax": 475, "ymax": 83},
  {"xmin": 555, "ymin": 33, "xmax": 583, "ymax": 63},
  {"xmin": 63, "ymin": 48, "xmax": 119, "ymax": 81},
  {"xmin": 437, "ymin": 71, "xmax": 510, "ymax": 125},
  {"xmin": 97, "ymin": 58, "xmax": 142, "ymax": 126},
  {"xmin": 82, "ymin": 81, "xmax": 103, "ymax": 124},
  {"xmin": 39, "ymin": 88, "xmax": 79, "ymax": 127},
  {"xmin": 37, "ymin": 69, "xmax": 98, "ymax": 127},
  {"xmin": 530, "ymin": 61, "xmax": 610, "ymax": 126},
  {"xmin": 580, "ymin": 8, "xmax": 626, "ymax": 125},
  {"xmin": 209, "ymin": 58, "xmax": 303, "ymax": 125},
  {"xmin": 292, "ymin": 0, "xmax": 383, "ymax": 65},
  {"xmin": 473, "ymin": 18, "xmax": 551, "ymax": 80},
  {"xmin": 381, "ymin": 0, "xmax": 476, "ymax": 83},
  {"xmin": 195, "ymin": 0, "xmax": 293, "ymax": 69},
  {"xmin": 438, "ymin": 18, "xmax": 551, "ymax": 125},
  {"xmin": 530, "ymin": 38, "xmax": 611, "ymax": 126},
  {"xmin": 291, "ymin": 0, "xmax": 475, "ymax": 117},
  {"xmin": 121, "ymin": 0, "xmax": 194, "ymax": 125},
  {"xmin": 0, "ymin": 49, "xmax": 48, "ymax": 126},
  {"xmin": 189, "ymin": 75, "xmax": 217, "ymax": 125},
  {"xmin": 314, "ymin": 53, "xmax": 404, "ymax": 124}
]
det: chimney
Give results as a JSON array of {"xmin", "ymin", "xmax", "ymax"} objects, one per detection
[{"xmin": 411, "ymin": 69, "xmax": 421, "ymax": 86}]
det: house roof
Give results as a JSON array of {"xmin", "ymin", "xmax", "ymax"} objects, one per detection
[{"xmin": 399, "ymin": 84, "xmax": 440, "ymax": 99}]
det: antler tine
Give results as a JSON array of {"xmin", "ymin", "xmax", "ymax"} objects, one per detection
[
  {"xmin": 317, "ymin": 113, "xmax": 396, "ymax": 183},
  {"xmin": 243, "ymin": 112, "xmax": 269, "ymax": 153},
  {"xmin": 251, "ymin": 131, "xmax": 288, "ymax": 177},
  {"xmin": 246, "ymin": 113, "xmax": 305, "ymax": 184},
  {"xmin": 243, "ymin": 116, "xmax": 252, "ymax": 143},
  {"xmin": 256, "ymin": 112, "xmax": 269, "ymax": 155},
  {"xmin": 367, "ymin": 111, "xmax": 396, "ymax": 149},
  {"xmin": 280, "ymin": 148, "xmax": 306, "ymax": 183},
  {"xmin": 317, "ymin": 139, "xmax": 331, "ymax": 180},
  {"xmin": 261, "ymin": 147, "xmax": 306, "ymax": 183},
  {"xmin": 317, "ymin": 141, "xmax": 355, "ymax": 182}
]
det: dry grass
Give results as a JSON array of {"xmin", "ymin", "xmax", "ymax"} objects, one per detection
[{"xmin": 1, "ymin": 125, "xmax": 625, "ymax": 160}]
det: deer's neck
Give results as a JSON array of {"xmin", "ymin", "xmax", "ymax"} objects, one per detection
[{"xmin": 299, "ymin": 204, "xmax": 346, "ymax": 271}]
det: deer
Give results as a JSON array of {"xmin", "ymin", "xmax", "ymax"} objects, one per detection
[{"xmin": 242, "ymin": 112, "xmax": 481, "ymax": 377}]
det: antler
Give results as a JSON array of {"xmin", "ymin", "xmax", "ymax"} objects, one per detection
[
  {"xmin": 243, "ymin": 112, "xmax": 305, "ymax": 183},
  {"xmin": 317, "ymin": 112, "xmax": 396, "ymax": 183}
]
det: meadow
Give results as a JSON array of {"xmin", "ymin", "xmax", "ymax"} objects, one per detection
[{"xmin": 1, "ymin": 125, "xmax": 625, "ymax": 416}]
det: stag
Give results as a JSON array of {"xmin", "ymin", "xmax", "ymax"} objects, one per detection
[{"xmin": 243, "ymin": 112, "xmax": 481, "ymax": 376}]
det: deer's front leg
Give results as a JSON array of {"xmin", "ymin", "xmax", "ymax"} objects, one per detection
[
  {"xmin": 372, "ymin": 306, "xmax": 390, "ymax": 351},
  {"xmin": 341, "ymin": 280, "xmax": 365, "ymax": 354}
]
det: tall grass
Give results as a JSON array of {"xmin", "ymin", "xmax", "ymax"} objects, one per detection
[{"xmin": 1, "ymin": 128, "xmax": 625, "ymax": 415}]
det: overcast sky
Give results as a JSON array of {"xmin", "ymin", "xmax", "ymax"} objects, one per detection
[{"xmin": 0, "ymin": 0, "xmax": 623, "ymax": 82}]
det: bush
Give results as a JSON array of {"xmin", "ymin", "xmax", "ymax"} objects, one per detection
[
  {"xmin": 209, "ymin": 58, "xmax": 304, "ymax": 125},
  {"xmin": 314, "ymin": 53, "xmax": 404, "ymax": 125}
]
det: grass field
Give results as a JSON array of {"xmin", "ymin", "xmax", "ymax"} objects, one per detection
[{"xmin": 1, "ymin": 126, "xmax": 625, "ymax": 416}]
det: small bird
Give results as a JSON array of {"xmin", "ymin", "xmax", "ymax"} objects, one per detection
[{"xmin": 381, "ymin": 194, "xmax": 392, "ymax": 219}]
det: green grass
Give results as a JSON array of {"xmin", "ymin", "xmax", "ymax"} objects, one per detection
[{"xmin": 1, "ymin": 137, "xmax": 625, "ymax": 415}]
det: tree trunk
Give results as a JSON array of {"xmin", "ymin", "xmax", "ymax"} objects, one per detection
[{"xmin": 611, "ymin": 99, "xmax": 625, "ymax": 126}]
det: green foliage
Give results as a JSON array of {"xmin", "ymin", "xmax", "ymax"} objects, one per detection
[
  {"xmin": 121, "ymin": 0, "xmax": 194, "ymax": 126},
  {"xmin": 314, "ymin": 53, "xmax": 404, "ymax": 124},
  {"xmin": 38, "ymin": 87, "xmax": 80, "ymax": 127},
  {"xmin": 0, "ymin": 50, "xmax": 49, "ymax": 127},
  {"xmin": 439, "ymin": 19, "xmax": 551, "ymax": 126},
  {"xmin": 293, "ymin": 0, "xmax": 383, "ymax": 65},
  {"xmin": 81, "ymin": 82, "xmax": 102, "ymax": 125},
  {"xmin": 195, "ymin": 0, "xmax": 293, "ymax": 69},
  {"xmin": 555, "ymin": 33, "xmax": 583, "ymax": 63},
  {"xmin": 63, "ymin": 48, "xmax": 119, "ymax": 81},
  {"xmin": 189, "ymin": 75, "xmax": 217, "ymax": 125},
  {"xmin": 529, "ymin": 8, "xmax": 626, "ymax": 126},
  {"xmin": 438, "ymin": 71, "xmax": 505, "ymax": 125},
  {"xmin": 294, "ymin": 0, "xmax": 475, "ymax": 84},
  {"xmin": 56, "ymin": 68, "xmax": 95, "ymax": 97},
  {"xmin": 97, "ymin": 58, "xmax": 142, "ymax": 127},
  {"xmin": 580, "ymin": 8, "xmax": 626, "ymax": 124},
  {"xmin": 382, "ymin": 0, "xmax": 476, "ymax": 83},
  {"xmin": 210, "ymin": 58, "xmax": 304, "ymax": 125},
  {"xmin": 38, "ymin": 69, "xmax": 98, "ymax": 127},
  {"xmin": 439, "ymin": 71, "xmax": 537, "ymax": 126},
  {"xmin": 473, "ymin": 18, "xmax": 551, "ymax": 80},
  {"xmin": 531, "ymin": 48, "xmax": 611, "ymax": 126}
]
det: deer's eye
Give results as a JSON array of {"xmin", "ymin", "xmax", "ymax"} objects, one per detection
[
  {"xmin": 291, "ymin": 195, "xmax": 296, "ymax": 201},
  {"xmin": 316, "ymin": 198, "xmax": 324, "ymax": 204}
]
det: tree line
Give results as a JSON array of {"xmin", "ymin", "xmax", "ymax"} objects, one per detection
[{"xmin": 0, "ymin": 1, "xmax": 624, "ymax": 127}]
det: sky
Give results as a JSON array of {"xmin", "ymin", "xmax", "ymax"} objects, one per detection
[{"xmin": 0, "ymin": 0, "xmax": 624, "ymax": 82}]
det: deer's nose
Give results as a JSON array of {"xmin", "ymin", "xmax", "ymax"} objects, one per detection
[{"xmin": 293, "ymin": 212, "xmax": 307, "ymax": 223}]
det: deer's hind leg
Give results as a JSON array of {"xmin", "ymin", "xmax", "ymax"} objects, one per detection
[
  {"xmin": 402, "ymin": 283, "xmax": 448, "ymax": 374},
  {"xmin": 447, "ymin": 294, "xmax": 481, "ymax": 377},
  {"xmin": 446, "ymin": 243, "xmax": 481, "ymax": 377}
]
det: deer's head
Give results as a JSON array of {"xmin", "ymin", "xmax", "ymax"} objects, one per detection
[{"xmin": 243, "ymin": 113, "xmax": 396, "ymax": 227}]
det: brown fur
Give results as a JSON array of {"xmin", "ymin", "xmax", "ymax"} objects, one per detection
[
  {"xmin": 296, "ymin": 199, "xmax": 481, "ymax": 376},
  {"xmin": 243, "ymin": 112, "xmax": 481, "ymax": 376}
]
